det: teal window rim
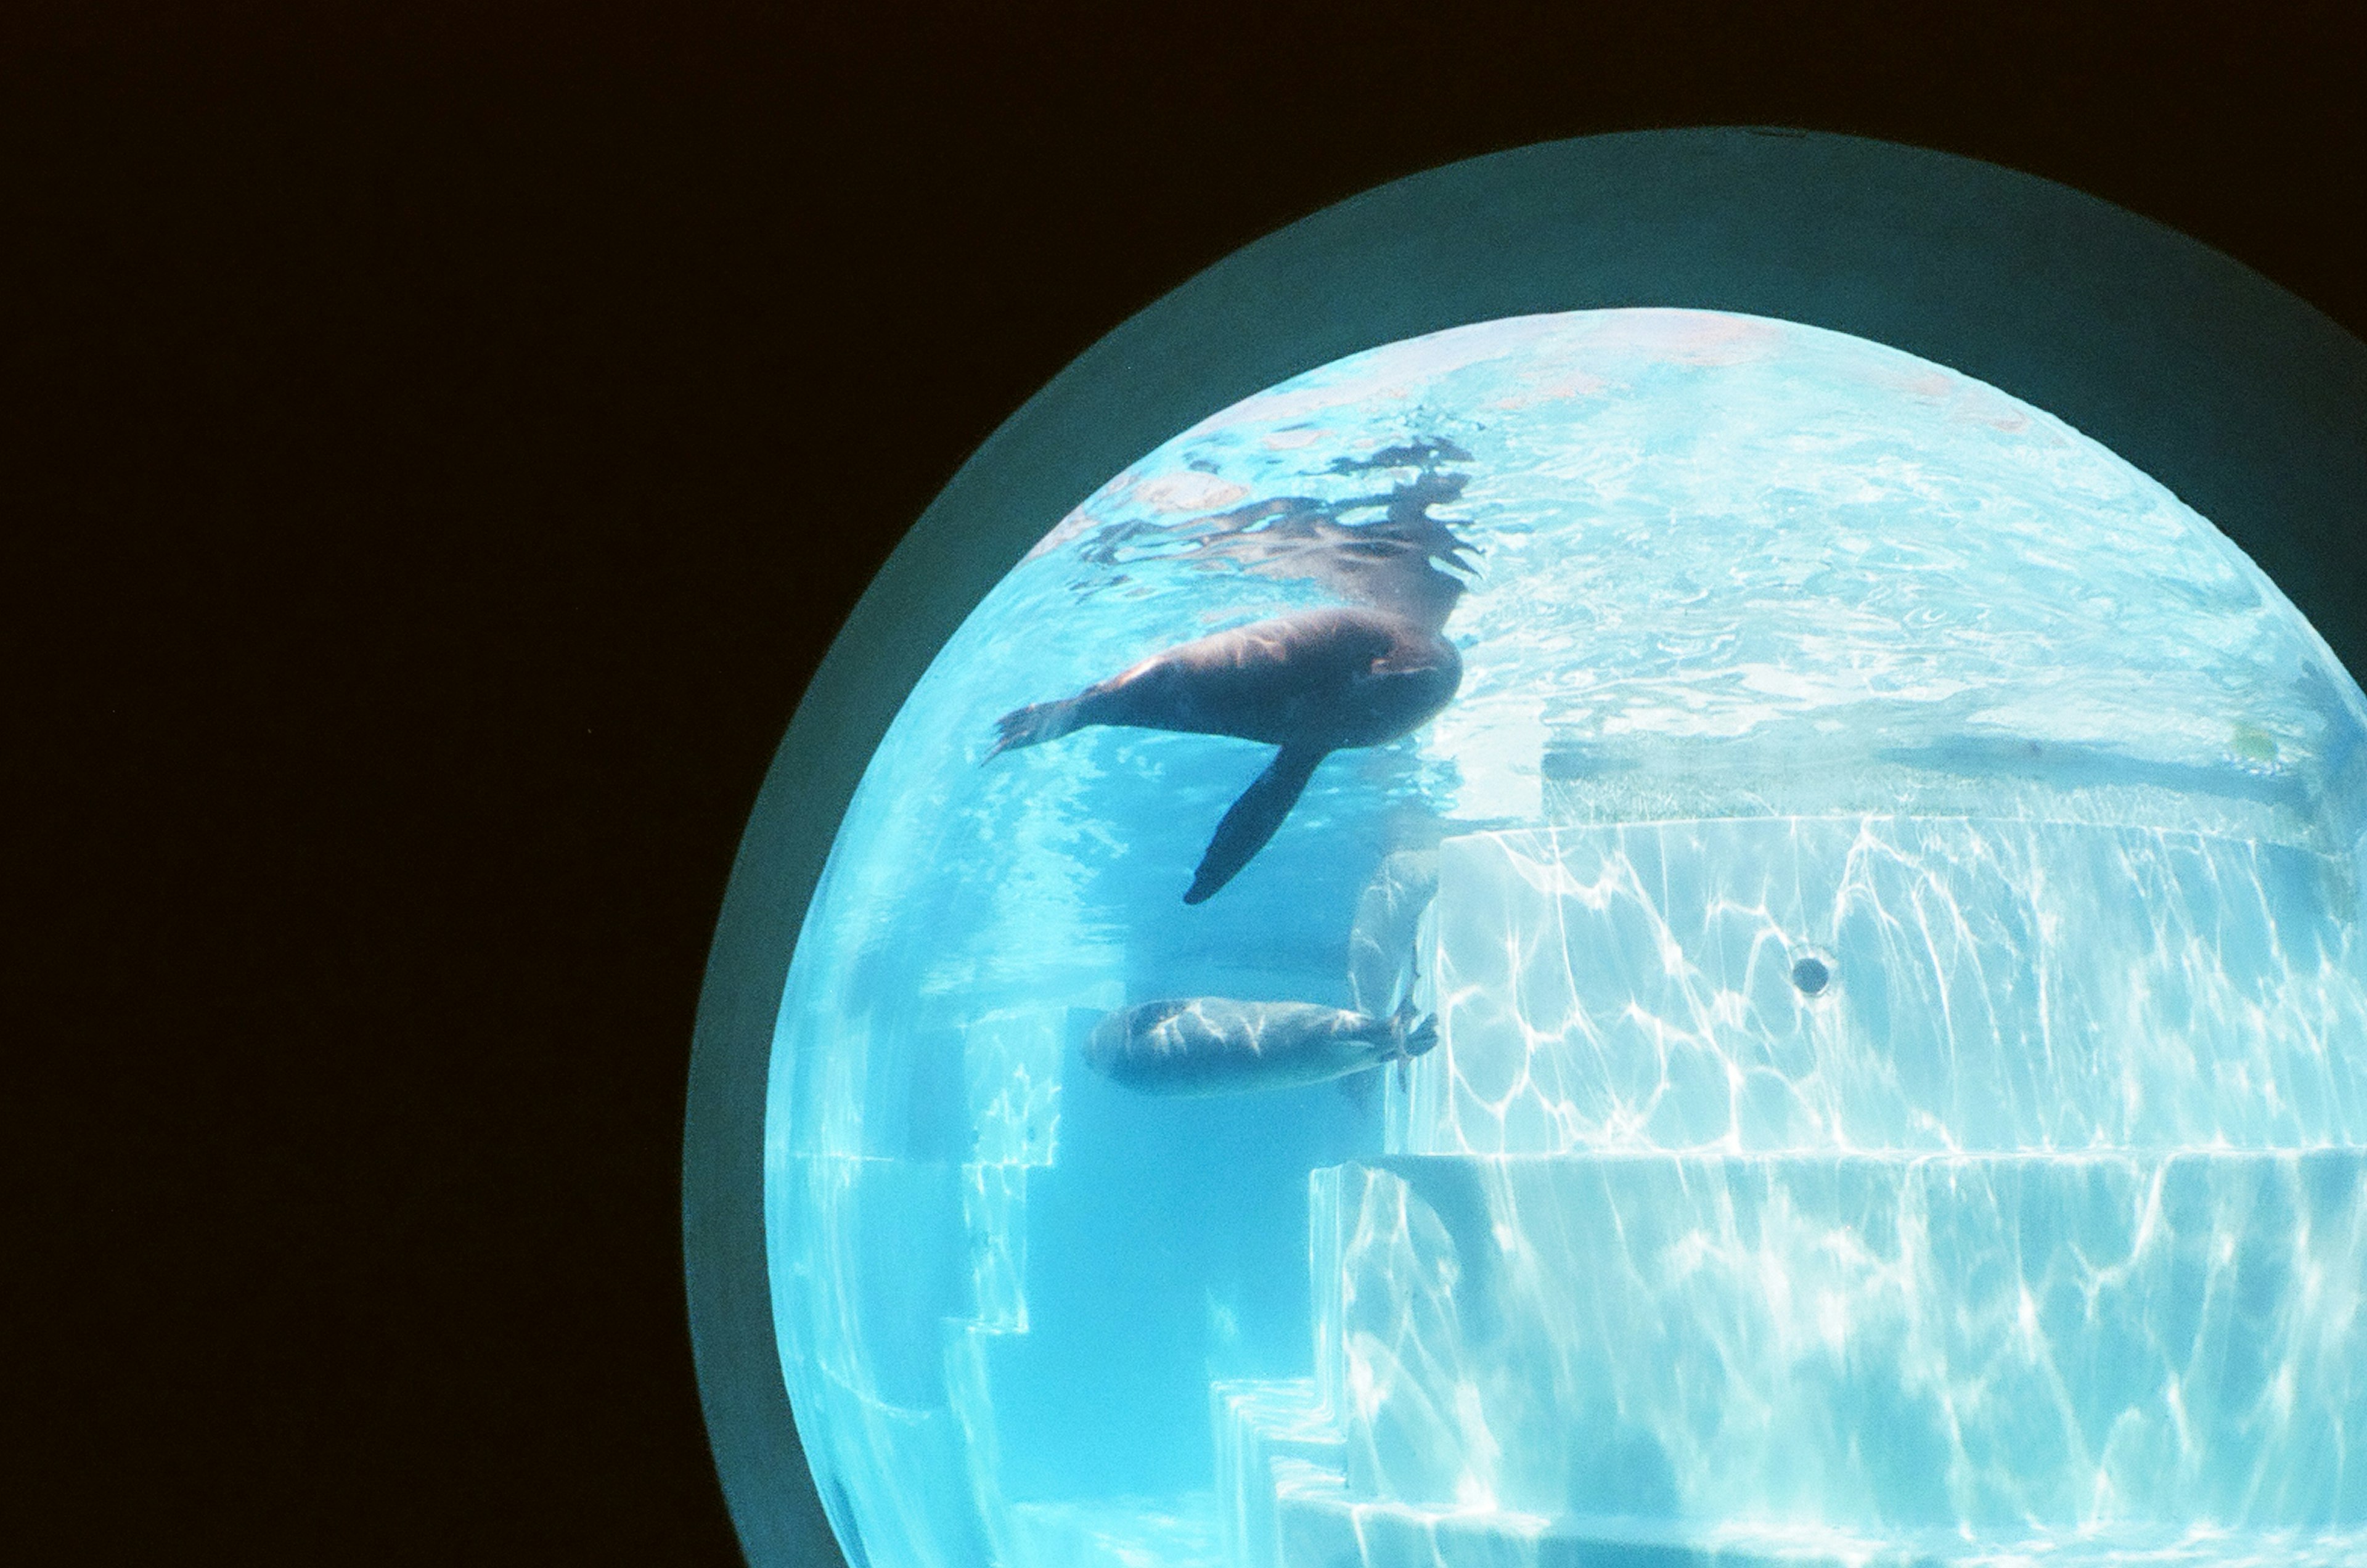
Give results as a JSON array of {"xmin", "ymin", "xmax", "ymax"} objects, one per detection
[{"xmin": 682, "ymin": 127, "xmax": 2367, "ymax": 1567}]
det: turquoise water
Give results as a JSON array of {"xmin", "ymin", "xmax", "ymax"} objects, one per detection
[{"xmin": 766, "ymin": 311, "xmax": 2367, "ymax": 1568}]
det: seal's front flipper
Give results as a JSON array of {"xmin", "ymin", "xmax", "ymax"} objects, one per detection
[
  {"xmin": 1185, "ymin": 745, "xmax": 1326, "ymax": 904},
  {"xmin": 1336, "ymin": 1064, "xmax": 1383, "ymax": 1113}
]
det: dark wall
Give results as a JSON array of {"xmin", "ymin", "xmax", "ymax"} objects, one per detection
[{"xmin": 14, "ymin": 5, "xmax": 2362, "ymax": 1562}]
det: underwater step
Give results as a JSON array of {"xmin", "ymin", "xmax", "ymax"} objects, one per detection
[
  {"xmin": 1402, "ymin": 822, "xmax": 2367, "ymax": 1156},
  {"xmin": 1212, "ymin": 1378, "xmax": 1349, "ymax": 1568},
  {"xmin": 772, "ymin": 1157, "xmax": 1031, "ymax": 1568},
  {"xmin": 1307, "ymin": 1151, "xmax": 2367, "ymax": 1533},
  {"xmin": 1269, "ymin": 1497, "xmax": 2367, "ymax": 1568}
]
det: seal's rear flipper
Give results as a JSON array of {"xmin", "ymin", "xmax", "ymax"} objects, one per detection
[
  {"xmin": 1184, "ymin": 745, "xmax": 1326, "ymax": 903},
  {"xmin": 987, "ymin": 697, "xmax": 1081, "ymax": 760}
]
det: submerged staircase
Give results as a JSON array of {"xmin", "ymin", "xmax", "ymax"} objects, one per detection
[{"xmin": 1213, "ymin": 820, "xmax": 2367, "ymax": 1568}]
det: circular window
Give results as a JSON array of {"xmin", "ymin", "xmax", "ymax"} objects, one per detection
[{"xmin": 688, "ymin": 132, "xmax": 2367, "ymax": 1568}]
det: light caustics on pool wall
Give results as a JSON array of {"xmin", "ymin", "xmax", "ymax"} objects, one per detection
[{"xmin": 764, "ymin": 310, "xmax": 2367, "ymax": 1568}]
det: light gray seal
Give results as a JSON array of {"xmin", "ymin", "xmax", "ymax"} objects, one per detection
[
  {"xmin": 1085, "ymin": 995, "xmax": 1439, "ymax": 1097},
  {"xmin": 988, "ymin": 607, "xmax": 1461, "ymax": 902}
]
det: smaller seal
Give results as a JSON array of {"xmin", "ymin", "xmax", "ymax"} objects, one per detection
[{"xmin": 1086, "ymin": 995, "xmax": 1439, "ymax": 1097}]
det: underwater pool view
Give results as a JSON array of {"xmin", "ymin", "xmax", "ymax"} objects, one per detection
[{"xmin": 764, "ymin": 310, "xmax": 2367, "ymax": 1567}]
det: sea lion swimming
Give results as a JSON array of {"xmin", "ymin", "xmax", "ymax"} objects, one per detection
[
  {"xmin": 1086, "ymin": 995, "xmax": 1439, "ymax": 1097},
  {"xmin": 988, "ymin": 607, "xmax": 1462, "ymax": 902}
]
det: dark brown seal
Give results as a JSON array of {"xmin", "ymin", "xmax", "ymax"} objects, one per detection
[{"xmin": 988, "ymin": 607, "xmax": 1461, "ymax": 903}]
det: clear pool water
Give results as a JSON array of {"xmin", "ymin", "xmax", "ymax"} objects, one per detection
[{"xmin": 766, "ymin": 310, "xmax": 2367, "ymax": 1568}]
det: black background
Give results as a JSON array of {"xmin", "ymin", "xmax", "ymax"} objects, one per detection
[{"xmin": 13, "ymin": 4, "xmax": 2363, "ymax": 1562}]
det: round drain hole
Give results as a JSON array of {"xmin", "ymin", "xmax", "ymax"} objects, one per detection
[{"xmin": 1791, "ymin": 953, "xmax": 1833, "ymax": 997}]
